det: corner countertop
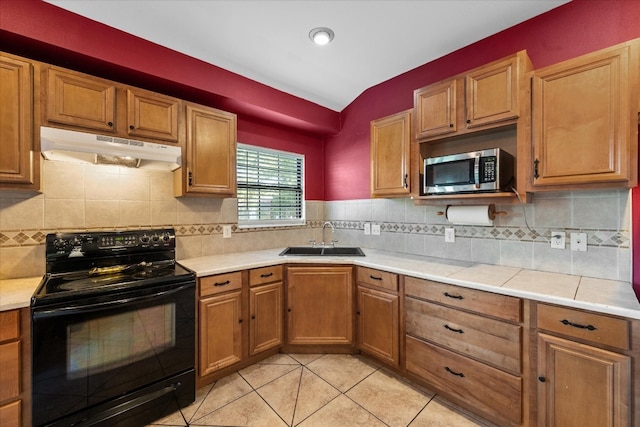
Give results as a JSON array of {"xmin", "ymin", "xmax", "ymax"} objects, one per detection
[
  {"xmin": 178, "ymin": 247, "xmax": 640, "ymax": 320},
  {"xmin": 2, "ymin": 248, "xmax": 639, "ymax": 320}
]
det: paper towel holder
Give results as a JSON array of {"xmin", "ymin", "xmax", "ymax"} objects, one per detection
[{"xmin": 437, "ymin": 204, "xmax": 507, "ymax": 221}]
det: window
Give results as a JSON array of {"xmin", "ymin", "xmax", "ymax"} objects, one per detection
[{"xmin": 237, "ymin": 144, "xmax": 305, "ymax": 227}]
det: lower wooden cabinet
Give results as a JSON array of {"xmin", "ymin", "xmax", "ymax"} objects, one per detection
[
  {"xmin": 356, "ymin": 267, "xmax": 399, "ymax": 367},
  {"xmin": 286, "ymin": 266, "xmax": 353, "ymax": 346},
  {"xmin": 249, "ymin": 266, "xmax": 283, "ymax": 356},
  {"xmin": 536, "ymin": 303, "xmax": 635, "ymax": 427},
  {"xmin": 0, "ymin": 309, "xmax": 30, "ymax": 427}
]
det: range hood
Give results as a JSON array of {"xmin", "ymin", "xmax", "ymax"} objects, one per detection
[{"xmin": 40, "ymin": 126, "xmax": 182, "ymax": 171}]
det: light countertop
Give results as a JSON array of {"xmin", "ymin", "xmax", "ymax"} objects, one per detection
[
  {"xmin": 2, "ymin": 248, "xmax": 639, "ymax": 320},
  {"xmin": 179, "ymin": 248, "xmax": 640, "ymax": 320}
]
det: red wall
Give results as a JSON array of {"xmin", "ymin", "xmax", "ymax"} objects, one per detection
[{"xmin": 324, "ymin": 0, "xmax": 640, "ymax": 200}]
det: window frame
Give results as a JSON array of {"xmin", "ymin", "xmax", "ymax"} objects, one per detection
[{"xmin": 236, "ymin": 143, "xmax": 306, "ymax": 228}]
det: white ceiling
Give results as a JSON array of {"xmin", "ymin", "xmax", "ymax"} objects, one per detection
[{"xmin": 46, "ymin": 0, "xmax": 568, "ymax": 112}]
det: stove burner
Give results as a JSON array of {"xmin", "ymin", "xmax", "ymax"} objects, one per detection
[{"xmin": 132, "ymin": 266, "xmax": 174, "ymax": 280}]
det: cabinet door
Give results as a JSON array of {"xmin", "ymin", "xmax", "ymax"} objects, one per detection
[
  {"xmin": 47, "ymin": 68, "xmax": 116, "ymax": 133},
  {"xmin": 532, "ymin": 42, "xmax": 637, "ymax": 187},
  {"xmin": 465, "ymin": 55, "xmax": 519, "ymax": 128},
  {"xmin": 370, "ymin": 110, "xmax": 411, "ymax": 197},
  {"xmin": 357, "ymin": 286, "xmax": 398, "ymax": 367},
  {"xmin": 249, "ymin": 282, "xmax": 283, "ymax": 356},
  {"xmin": 181, "ymin": 104, "xmax": 237, "ymax": 196},
  {"xmin": 199, "ymin": 291, "xmax": 243, "ymax": 376},
  {"xmin": 0, "ymin": 341, "xmax": 20, "ymax": 401},
  {"xmin": 126, "ymin": 88, "xmax": 179, "ymax": 143},
  {"xmin": 537, "ymin": 333, "xmax": 631, "ymax": 427},
  {"xmin": 0, "ymin": 54, "xmax": 35, "ymax": 187},
  {"xmin": 287, "ymin": 266, "xmax": 353, "ymax": 345},
  {"xmin": 414, "ymin": 79, "xmax": 457, "ymax": 139}
]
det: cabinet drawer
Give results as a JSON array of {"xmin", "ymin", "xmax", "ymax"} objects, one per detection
[
  {"xmin": 405, "ymin": 276, "xmax": 521, "ymax": 322},
  {"xmin": 199, "ymin": 272, "xmax": 242, "ymax": 297},
  {"xmin": 406, "ymin": 298, "xmax": 521, "ymax": 374},
  {"xmin": 0, "ymin": 310, "xmax": 20, "ymax": 342},
  {"xmin": 249, "ymin": 265, "xmax": 282, "ymax": 287},
  {"xmin": 537, "ymin": 303, "xmax": 629, "ymax": 350},
  {"xmin": 406, "ymin": 336, "xmax": 521, "ymax": 426},
  {"xmin": 357, "ymin": 267, "xmax": 398, "ymax": 292},
  {"xmin": 0, "ymin": 340, "xmax": 20, "ymax": 401}
]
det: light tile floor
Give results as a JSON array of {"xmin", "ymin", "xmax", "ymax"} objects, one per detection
[{"xmin": 149, "ymin": 353, "xmax": 497, "ymax": 427}]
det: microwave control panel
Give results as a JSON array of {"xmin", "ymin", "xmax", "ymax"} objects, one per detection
[{"xmin": 480, "ymin": 156, "xmax": 497, "ymax": 183}]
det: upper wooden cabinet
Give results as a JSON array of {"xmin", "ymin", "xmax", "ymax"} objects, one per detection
[
  {"xmin": 0, "ymin": 53, "xmax": 40, "ymax": 191},
  {"xmin": 531, "ymin": 40, "xmax": 640, "ymax": 190},
  {"xmin": 45, "ymin": 66, "xmax": 181, "ymax": 144},
  {"xmin": 370, "ymin": 109, "xmax": 412, "ymax": 198},
  {"xmin": 414, "ymin": 51, "xmax": 529, "ymax": 141},
  {"xmin": 174, "ymin": 103, "xmax": 237, "ymax": 197}
]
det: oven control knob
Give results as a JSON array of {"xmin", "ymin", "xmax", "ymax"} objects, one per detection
[
  {"xmin": 140, "ymin": 234, "xmax": 150, "ymax": 244},
  {"xmin": 151, "ymin": 234, "xmax": 160, "ymax": 243},
  {"xmin": 161, "ymin": 232, "xmax": 171, "ymax": 243},
  {"xmin": 53, "ymin": 238, "xmax": 68, "ymax": 250}
]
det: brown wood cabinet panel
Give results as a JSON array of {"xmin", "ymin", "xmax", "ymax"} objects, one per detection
[
  {"xmin": 176, "ymin": 103, "xmax": 237, "ymax": 197},
  {"xmin": 357, "ymin": 286, "xmax": 399, "ymax": 367},
  {"xmin": 357, "ymin": 267, "xmax": 398, "ymax": 292},
  {"xmin": 46, "ymin": 67, "xmax": 117, "ymax": 133},
  {"xmin": 537, "ymin": 303, "xmax": 629, "ymax": 350},
  {"xmin": 0, "ymin": 341, "xmax": 20, "ymax": 402},
  {"xmin": 537, "ymin": 333, "xmax": 631, "ymax": 427},
  {"xmin": 199, "ymin": 291, "xmax": 243, "ymax": 375},
  {"xmin": 404, "ymin": 276, "xmax": 522, "ymax": 322},
  {"xmin": 0, "ymin": 400, "xmax": 20, "ymax": 427},
  {"xmin": 0, "ymin": 310, "xmax": 19, "ymax": 342},
  {"xmin": 249, "ymin": 282, "xmax": 283, "ymax": 356},
  {"xmin": 406, "ymin": 336, "xmax": 522, "ymax": 426},
  {"xmin": 286, "ymin": 266, "xmax": 353, "ymax": 345},
  {"xmin": 249, "ymin": 265, "xmax": 283, "ymax": 287},
  {"xmin": 406, "ymin": 297, "xmax": 521, "ymax": 374},
  {"xmin": 532, "ymin": 40, "xmax": 639, "ymax": 188},
  {"xmin": 126, "ymin": 88, "xmax": 179, "ymax": 143},
  {"xmin": 0, "ymin": 53, "xmax": 37, "ymax": 188},
  {"xmin": 199, "ymin": 272, "xmax": 242, "ymax": 297},
  {"xmin": 414, "ymin": 79, "xmax": 457, "ymax": 139},
  {"xmin": 465, "ymin": 55, "xmax": 519, "ymax": 128},
  {"xmin": 370, "ymin": 110, "xmax": 412, "ymax": 197}
]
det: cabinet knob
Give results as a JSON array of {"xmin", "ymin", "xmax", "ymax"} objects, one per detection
[
  {"xmin": 356, "ymin": 311, "xmax": 361, "ymax": 315},
  {"xmin": 466, "ymin": 119, "xmax": 471, "ymax": 124},
  {"xmin": 107, "ymin": 121, "xmax": 113, "ymax": 127},
  {"xmin": 129, "ymin": 125, "xmax": 135, "ymax": 130},
  {"xmin": 449, "ymin": 123, "xmax": 454, "ymax": 128},
  {"xmin": 238, "ymin": 319, "xmax": 243, "ymax": 323},
  {"xmin": 251, "ymin": 315, "xmax": 256, "ymax": 320},
  {"xmin": 288, "ymin": 308, "xmax": 291, "ymax": 312},
  {"xmin": 538, "ymin": 376, "xmax": 546, "ymax": 383}
]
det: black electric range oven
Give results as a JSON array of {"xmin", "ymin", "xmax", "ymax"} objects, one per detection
[{"xmin": 31, "ymin": 229, "xmax": 195, "ymax": 427}]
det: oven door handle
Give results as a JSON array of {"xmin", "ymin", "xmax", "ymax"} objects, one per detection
[{"xmin": 32, "ymin": 283, "xmax": 194, "ymax": 319}]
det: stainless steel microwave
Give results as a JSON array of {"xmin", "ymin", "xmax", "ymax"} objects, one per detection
[{"xmin": 423, "ymin": 148, "xmax": 514, "ymax": 195}]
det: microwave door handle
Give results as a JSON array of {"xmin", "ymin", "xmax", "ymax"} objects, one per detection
[{"xmin": 474, "ymin": 155, "xmax": 480, "ymax": 188}]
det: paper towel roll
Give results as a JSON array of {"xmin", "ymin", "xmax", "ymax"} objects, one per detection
[{"xmin": 446, "ymin": 205, "xmax": 495, "ymax": 226}]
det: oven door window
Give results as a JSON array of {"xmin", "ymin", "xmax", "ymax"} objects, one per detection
[
  {"xmin": 426, "ymin": 158, "xmax": 474, "ymax": 187},
  {"xmin": 31, "ymin": 282, "xmax": 195, "ymax": 427}
]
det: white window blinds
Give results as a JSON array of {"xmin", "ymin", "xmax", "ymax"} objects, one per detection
[{"xmin": 237, "ymin": 144, "xmax": 305, "ymax": 226}]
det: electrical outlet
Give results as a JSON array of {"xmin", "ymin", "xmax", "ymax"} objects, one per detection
[
  {"xmin": 444, "ymin": 227, "xmax": 455, "ymax": 243},
  {"xmin": 550, "ymin": 231, "xmax": 565, "ymax": 249},
  {"xmin": 571, "ymin": 232, "xmax": 587, "ymax": 251},
  {"xmin": 364, "ymin": 222, "xmax": 371, "ymax": 235},
  {"xmin": 223, "ymin": 225, "xmax": 232, "ymax": 239},
  {"xmin": 371, "ymin": 224, "xmax": 381, "ymax": 236}
]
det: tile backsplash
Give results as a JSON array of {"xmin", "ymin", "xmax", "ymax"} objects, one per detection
[{"xmin": 0, "ymin": 160, "xmax": 632, "ymax": 282}]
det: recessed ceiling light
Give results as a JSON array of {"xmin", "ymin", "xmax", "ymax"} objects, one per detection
[{"xmin": 309, "ymin": 27, "xmax": 334, "ymax": 46}]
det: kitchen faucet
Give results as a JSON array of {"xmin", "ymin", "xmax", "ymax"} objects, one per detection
[{"xmin": 322, "ymin": 221, "xmax": 337, "ymax": 247}]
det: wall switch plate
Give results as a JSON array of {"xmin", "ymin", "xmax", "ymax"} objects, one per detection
[
  {"xmin": 223, "ymin": 225, "xmax": 232, "ymax": 239},
  {"xmin": 371, "ymin": 224, "xmax": 381, "ymax": 236},
  {"xmin": 444, "ymin": 227, "xmax": 455, "ymax": 243},
  {"xmin": 550, "ymin": 231, "xmax": 565, "ymax": 249},
  {"xmin": 571, "ymin": 232, "xmax": 587, "ymax": 251},
  {"xmin": 364, "ymin": 222, "xmax": 371, "ymax": 235}
]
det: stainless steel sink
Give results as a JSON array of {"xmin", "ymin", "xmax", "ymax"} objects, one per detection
[{"xmin": 279, "ymin": 246, "xmax": 365, "ymax": 256}]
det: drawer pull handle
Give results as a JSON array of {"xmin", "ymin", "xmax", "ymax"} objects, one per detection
[
  {"xmin": 445, "ymin": 367, "xmax": 465, "ymax": 378},
  {"xmin": 444, "ymin": 324, "xmax": 464, "ymax": 334},
  {"xmin": 444, "ymin": 292, "xmax": 463, "ymax": 300},
  {"xmin": 214, "ymin": 280, "xmax": 230, "ymax": 287},
  {"xmin": 560, "ymin": 319, "xmax": 597, "ymax": 331},
  {"xmin": 538, "ymin": 376, "xmax": 546, "ymax": 383},
  {"xmin": 370, "ymin": 275, "xmax": 383, "ymax": 281},
  {"xmin": 260, "ymin": 273, "xmax": 274, "ymax": 278}
]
